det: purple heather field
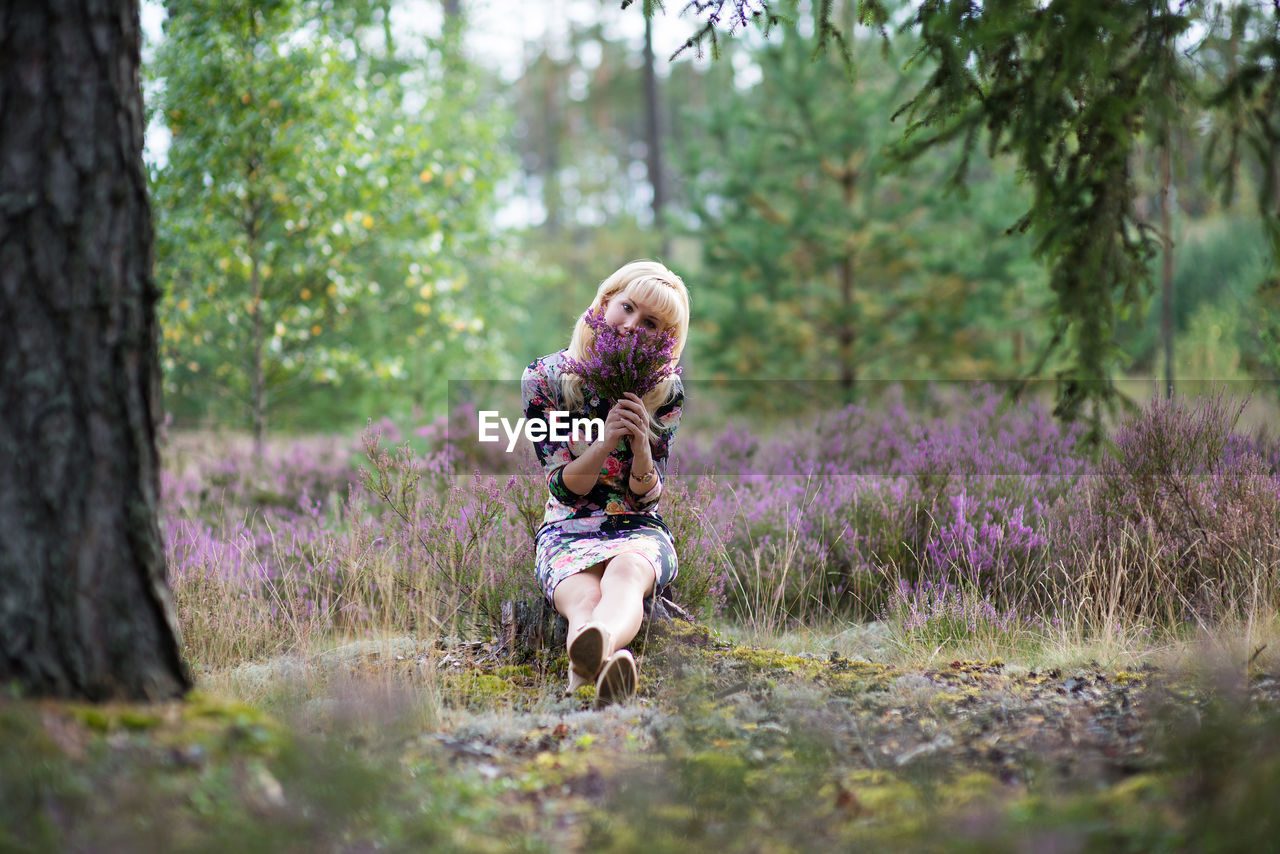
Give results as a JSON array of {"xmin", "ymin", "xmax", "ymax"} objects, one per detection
[{"xmin": 162, "ymin": 387, "xmax": 1280, "ymax": 669}]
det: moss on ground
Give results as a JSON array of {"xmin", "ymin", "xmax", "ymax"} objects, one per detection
[{"xmin": 5, "ymin": 627, "xmax": 1280, "ymax": 853}]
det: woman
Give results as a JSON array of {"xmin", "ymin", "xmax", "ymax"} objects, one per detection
[{"xmin": 521, "ymin": 260, "xmax": 689, "ymax": 706}]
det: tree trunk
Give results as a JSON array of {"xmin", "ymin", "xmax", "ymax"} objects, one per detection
[
  {"xmin": 500, "ymin": 599, "xmax": 568, "ymax": 661},
  {"xmin": 642, "ymin": 12, "xmax": 668, "ymax": 257},
  {"xmin": 1013, "ymin": 281, "xmax": 1025, "ymax": 368},
  {"xmin": 383, "ymin": 0, "xmax": 397, "ymax": 54},
  {"xmin": 541, "ymin": 58, "xmax": 563, "ymax": 235},
  {"xmin": 0, "ymin": 0, "xmax": 190, "ymax": 700},
  {"xmin": 249, "ymin": 231, "xmax": 267, "ymax": 459},
  {"xmin": 1160, "ymin": 127, "xmax": 1174, "ymax": 399},
  {"xmin": 838, "ymin": 161, "xmax": 857, "ymax": 401}
]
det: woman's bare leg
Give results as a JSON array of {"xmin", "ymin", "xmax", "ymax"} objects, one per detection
[
  {"xmin": 590, "ymin": 553, "xmax": 657, "ymax": 654},
  {"xmin": 553, "ymin": 565, "xmax": 607, "ymax": 692},
  {"xmin": 552, "ymin": 553, "xmax": 658, "ymax": 653},
  {"xmin": 553, "ymin": 562, "xmax": 605, "ymax": 644}
]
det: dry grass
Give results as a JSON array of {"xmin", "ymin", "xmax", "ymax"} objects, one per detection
[
  {"xmin": 723, "ymin": 540, "xmax": 1280, "ymax": 676},
  {"xmin": 197, "ymin": 634, "xmax": 447, "ymax": 736},
  {"xmin": 1145, "ymin": 613, "xmax": 1280, "ymax": 680}
]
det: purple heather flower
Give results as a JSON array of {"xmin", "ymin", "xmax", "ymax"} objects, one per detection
[{"xmin": 563, "ymin": 306, "xmax": 682, "ymax": 404}]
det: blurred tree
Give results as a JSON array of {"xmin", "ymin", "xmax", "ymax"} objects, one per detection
[
  {"xmin": 893, "ymin": 0, "xmax": 1191, "ymax": 436},
  {"xmin": 505, "ymin": 13, "xmax": 693, "ymax": 364},
  {"xmin": 1117, "ymin": 216, "xmax": 1269, "ymax": 378},
  {"xmin": 642, "ymin": 2, "xmax": 669, "ymax": 257},
  {"xmin": 0, "ymin": 0, "xmax": 190, "ymax": 699},
  {"xmin": 511, "ymin": 10, "xmax": 682, "ymax": 236},
  {"xmin": 150, "ymin": 0, "xmax": 514, "ymax": 447},
  {"xmin": 1117, "ymin": 9, "xmax": 1268, "ymax": 382},
  {"xmin": 647, "ymin": 0, "xmax": 1201, "ymax": 436},
  {"xmin": 1202, "ymin": 0, "xmax": 1280, "ymax": 396},
  {"xmin": 675, "ymin": 4, "xmax": 1045, "ymax": 409}
]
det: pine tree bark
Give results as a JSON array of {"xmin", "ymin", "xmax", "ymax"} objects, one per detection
[{"xmin": 0, "ymin": 0, "xmax": 191, "ymax": 700}]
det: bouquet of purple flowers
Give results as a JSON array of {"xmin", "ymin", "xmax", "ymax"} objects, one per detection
[{"xmin": 563, "ymin": 306, "xmax": 682, "ymax": 405}]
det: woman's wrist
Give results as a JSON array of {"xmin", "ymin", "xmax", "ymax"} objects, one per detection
[
  {"xmin": 629, "ymin": 464, "xmax": 656, "ymax": 483},
  {"xmin": 629, "ymin": 462, "xmax": 658, "ymax": 496},
  {"xmin": 630, "ymin": 447, "xmax": 654, "ymax": 477}
]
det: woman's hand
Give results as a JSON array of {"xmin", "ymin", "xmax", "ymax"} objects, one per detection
[
  {"xmin": 603, "ymin": 392, "xmax": 650, "ymax": 446},
  {"xmin": 561, "ymin": 394, "xmax": 652, "ymax": 496},
  {"xmin": 614, "ymin": 393, "xmax": 655, "ymax": 482}
]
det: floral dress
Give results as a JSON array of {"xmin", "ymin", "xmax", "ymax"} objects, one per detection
[{"xmin": 521, "ymin": 349, "xmax": 683, "ymax": 603}]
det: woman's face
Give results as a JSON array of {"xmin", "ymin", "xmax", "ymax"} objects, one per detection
[{"xmin": 601, "ymin": 288, "xmax": 665, "ymax": 336}]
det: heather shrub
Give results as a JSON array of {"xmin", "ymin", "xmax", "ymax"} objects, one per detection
[
  {"xmin": 704, "ymin": 474, "xmax": 846, "ymax": 628},
  {"xmin": 358, "ymin": 420, "xmax": 736, "ymax": 626},
  {"xmin": 359, "ymin": 426, "xmax": 540, "ymax": 634},
  {"xmin": 654, "ymin": 469, "xmax": 733, "ymax": 616},
  {"xmin": 163, "ymin": 435, "xmax": 376, "ymax": 671},
  {"xmin": 165, "ymin": 515, "xmax": 291, "ymax": 667},
  {"xmin": 163, "ymin": 425, "xmax": 541, "ymax": 672},
  {"xmin": 163, "ymin": 432, "xmax": 359, "ymax": 520},
  {"xmin": 166, "ymin": 480, "xmax": 445, "ymax": 675},
  {"xmin": 162, "ymin": 388, "xmax": 1280, "ymax": 666},
  {"xmin": 881, "ymin": 574, "xmax": 1025, "ymax": 647},
  {"xmin": 1053, "ymin": 394, "xmax": 1280, "ymax": 622},
  {"xmin": 164, "ymin": 413, "xmax": 735, "ymax": 674},
  {"xmin": 671, "ymin": 421, "xmax": 760, "ymax": 476},
  {"xmin": 679, "ymin": 385, "xmax": 1084, "ymax": 623}
]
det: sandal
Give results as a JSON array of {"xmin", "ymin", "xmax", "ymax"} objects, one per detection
[
  {"xmin": 595, "ymin": 649, "xmax": 637, "ymax": 708},
  {"xmin": 565, "ymin": 622, "xmax": 610, "ymax": 696}
]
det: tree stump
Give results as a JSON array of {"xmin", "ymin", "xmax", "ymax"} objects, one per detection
[
  {"xmin": 499, "ymin": 594, "xmax": 694, "ymax": 661},
  {"xmin": 499, "ymin": 599, "xmax": 568, "ymax": 661}
]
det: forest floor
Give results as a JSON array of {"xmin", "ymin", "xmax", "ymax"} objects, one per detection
[{"xmin": 6, "ymin": 618, "xmax": 1280, "ymax": 852}]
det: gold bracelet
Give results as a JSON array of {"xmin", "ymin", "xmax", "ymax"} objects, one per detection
[{"xmin": 630, "ymin": 467, "xmax": 656, "ymax": 485}]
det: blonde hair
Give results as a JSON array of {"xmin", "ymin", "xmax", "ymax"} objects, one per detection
[{"xmin": 560, "ymin": 260, "xmax": 689, "ymax": 435}]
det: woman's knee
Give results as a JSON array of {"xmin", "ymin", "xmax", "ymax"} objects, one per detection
[
  {"xmin": 553, "ymin": 572, "xmax": 603, "ymax": 615},
  {"xmin": 602, "ymin": 553, "xmax": 657, "ymax": 594}
]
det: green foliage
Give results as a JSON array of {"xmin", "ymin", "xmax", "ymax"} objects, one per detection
[
  {"xmin": 893, "ymin": 0, "xmax": 1192, "ymax": 435},
  {"xmin": 1118, "ymin": 217, "xmax": 1268, "ymax": 375},
  {"xmin": 499, "ymin": 17, "xmax": 688, "ymax": 366},
  {"xmin": 1176, "ymin": 303, "xmax": 1248, "ymax": 383},
  {"xmin": 1152, "ymin": 684, "xmax": 1280, "ymax": 852},
  {"xmin": 675, "ymin": 4, "xmax": 1047, "ymax": 409},
  {"xmin": 150, "ymin": 0, "xmax": 516, "ymax": 435},
  {"xmin": 1202, "ymin": 2, "xmax": 1280, "ymax": 394},
  {"xmin": 664, "ymin": 0, "xmax": 891, "ymax": 67},
  {"xmin": 1203, "ymin": 2, "xmax": 1280, "ymax": 217},
  {"xmin": 1257, "ymin": 274, "xmax": 1280, "ymax": 388},
  {"xmin": 653, "ymin": 473, "xmax": 734, "ymax": 617},
  {"xmin": 652, "ymin": 0, "xmax": 1280, "ymax": 428}
]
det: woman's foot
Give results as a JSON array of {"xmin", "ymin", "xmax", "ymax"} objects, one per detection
[
  {"xmin": 565, "ymin": 622, "xmax": 610, "ymax": 696},
  {"xmin": 595, "ymin": 649, "xmax": 637, "ymax": 708}
]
